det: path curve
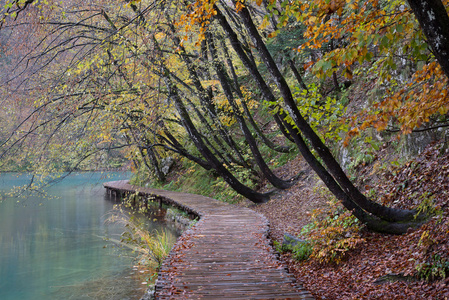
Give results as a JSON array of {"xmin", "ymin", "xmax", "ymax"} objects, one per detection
[{"xmin": 104, "ymin": 180, "xmax": 314, "ymax": 299}]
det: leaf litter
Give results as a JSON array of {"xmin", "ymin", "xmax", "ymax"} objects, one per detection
[{"xmin": 247, "ymin": 141, "xmax": 449, "ymax": 299}]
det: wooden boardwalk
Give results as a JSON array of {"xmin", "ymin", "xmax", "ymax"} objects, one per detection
[{"xmin": 104, "ymin": 180, "xmax": 314, "ymax": 299}]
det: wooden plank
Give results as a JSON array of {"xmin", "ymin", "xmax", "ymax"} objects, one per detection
[{"xmin": 104, "ymin": 180, "xmax": 314, "ymax": 300}]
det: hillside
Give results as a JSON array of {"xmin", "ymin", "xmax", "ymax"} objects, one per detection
[
  {"xmin": 1, "ymin": 1, "xmax": 449, "ymax": 298},
  {"xmin": 250, "ymin": 141, "xmax": 449, "ymax": 299}
]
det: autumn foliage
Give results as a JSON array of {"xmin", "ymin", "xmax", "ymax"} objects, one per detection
[
  {"xmin": 281, "ymin": 0, "xmax": 449, "ymax": 137},
  {"xmin": 1, "ymin": 0, "xmax": 449, "ymax": 297},
  {"xmin": 1, "ymin": 0, "xmax": 449, "ymax": 225},
  {"xmin": 260, "ymin": 141, "xmax": 449, "ymax": 299}
]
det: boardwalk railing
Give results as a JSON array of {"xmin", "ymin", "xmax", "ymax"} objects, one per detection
[{"xmin": 104, "ymin": 180, "xmax": 314, "ymax": 299}]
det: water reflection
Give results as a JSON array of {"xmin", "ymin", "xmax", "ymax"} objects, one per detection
[{"xmin": 0, "ymin": 172, "xmax": 178, "ymax": 300}]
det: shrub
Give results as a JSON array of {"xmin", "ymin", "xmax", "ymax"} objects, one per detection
[
  {"xmin": 291, "ymin": 241, "xmax": 313, "ymax": 261},
  {"xmin": 416, "ymin": 254, "xmax": 449, "ymax": 281},
  {"xmin": 276, "ymin": 239, "xmax": 313, "ymax": 261},
  {"xmin": 301, "ymin": 200, "xmax": 365, "ymax": 264}
]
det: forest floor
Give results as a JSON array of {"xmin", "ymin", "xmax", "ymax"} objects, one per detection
[{"xmin": 241, "ymin": 141, "xmax": 449, "ymax": 299}]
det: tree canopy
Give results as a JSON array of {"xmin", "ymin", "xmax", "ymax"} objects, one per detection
[{"xmin": 1, "ymin": 0, "xmax": 448, "ymax": 234}]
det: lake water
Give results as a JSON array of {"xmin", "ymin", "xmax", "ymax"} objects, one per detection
[{"xmin": 0, "ymin": 172, "xmax": 178, "ymax": 300}]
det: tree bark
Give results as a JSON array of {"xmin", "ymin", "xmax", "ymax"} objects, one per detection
[
  {"xmin": 234, "ymin": 1, "xmax": 417, "ymax": 223},
  {"xmin": 151, "ymin": 36, "xmax": 252, "ymax": 170},
  {"xmin": 164, "ymin": 69, "xmax": 270, "ymax": 203},
  {"xmin": 215, "ymin": 5, "xmax": 295, "ymax": 143},
  {"xmin": 220, "ymin": 37, "xmax": 293, "ymax": 153},
  {"xmin": 407, "ymin": 0, "xmax": 449, "ymax": 78},
  {"xmin": 208, "ymin": 33, "xmax": 293, "ymax": 189}
]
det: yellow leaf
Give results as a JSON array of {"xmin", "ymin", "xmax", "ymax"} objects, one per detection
[
  {"xmin": 259, "ymin": 17, "xmax": 270, "ymax": 30},
  {"xmin": 267, "ymin": 31, "xmax": 278, "ymax": 38},
  {"xmin": 235, "ymin": 1, "xmax": 244, "ymax": 12}
]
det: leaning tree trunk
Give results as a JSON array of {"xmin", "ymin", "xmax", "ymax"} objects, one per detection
[
  {"xmin": 163, "ymin": 67, "xmax": 270, "ymax": 203},
  {"xmin": 208, "ymin": 33, "xmax": 294, "ymax": 189},
  {"xmin": 151, "ymin": 65, "xmax": 247, "ymax": 168},
  {"xmin": 234, "ymin": 2, "xmax": 417, "ymax": 224},
  {"xmin": 143, "ymin": 145, "xmax": 165, "ymax": 183},
  {"xmin": 281, "ymin": 120, "xmax": 421, "ymax": 234},
  {"xmin": 165, "ymin": 21, "xmax": 253, "ymax": 171},
  {"xmin": 151, "ymin": 37, "xmax": 253, "ymax": 171},
  {"xmin": 407, "ymin": 0, "xmax": 449, "ymax": 79},
  {"xmin": 220, "ymin": 37, "xmax": 294, "ymax": 154},
  {"xmin": 156, "ymin": 123, "xmax": 213, "ymax": 170},
  {"xmin": 214, "ymin": 5, "xmax": 295, "ymax": 143},
  {"xmin": 288, "ymin": 59, "xmax": 309, "ymax": 92},
  {"xmin": 129, "ymin": 127, "xmax": 166, "ymax": 183}
]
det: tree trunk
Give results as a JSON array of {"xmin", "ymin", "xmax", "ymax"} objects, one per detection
[
  {"xmin": 208, "ymin": 33, "xmax": 293, "ymax": 189},
  {"xmin": 282, "ymin": 120, "xmax": 423, "ymax": 234},
  {"xmin": 164, "ymin": 70, "xmax": 270, "ymax": 203},
  {"xmin": 288, "ymin": 59, "xmax": 309, "ymax": 92},
  {"xmin": 143, "ymin": 145, "xmax": 165, "ymax": 182},
  {"xmin": 152, "ymin": 36, "xmax": 253, "ymax": 171},
  {"xmin": 215, "ymin": 5, "xmax": 295, "ymax": 143},
  {"xmin": 220, "ymin": 37, "xmax": 293, "ymax": 153},
  {"xmin": 157, "ymin": 123, "xmax": 212, "ymax": 170},
  {"xmin": 407, "ymin": 0, "xmax": 449, "ymax": 78},
  {"xmin": 234, "ymin": 2, "xmax": 418, "ymax": 224}
]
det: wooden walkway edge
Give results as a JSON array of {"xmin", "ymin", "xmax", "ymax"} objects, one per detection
[{"xmin": 104, "ymin": 180, "xmax": 314, "ymax": 300}]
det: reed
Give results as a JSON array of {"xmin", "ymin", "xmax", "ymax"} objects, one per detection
[{"xmin": 107, "ymin": 209, "xmax": 175, "ymax": 268}]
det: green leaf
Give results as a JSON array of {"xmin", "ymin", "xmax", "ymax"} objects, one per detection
[
  {"xmin": 380, "ymin": 36, "xmax": 389, "ymax": 49},
  {"xmin": 365, "ymin": 51, "xmax": 373, "ymax": 62},
  {"xmin": 322, "ymin": 60, "xmax": 333, "ymax": 72}
]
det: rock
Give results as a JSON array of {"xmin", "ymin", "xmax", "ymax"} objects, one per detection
[
  {"xmin": 140, "ymin": 283, "xmax": 155, "ymax": 300},
  {"xmin": 161, "ymin": 157, "xmax": 174, "ymax": 176},
  {"xmin": 373, "ymin": 273, "xmax": 418, "ymax": 285},
  {"xmin": 165, "ymin": 208, "xmax": 195, "ymax": 229},
  {"xmin": 282, "ymin": 233, "xmax": 307, "ymax": 249}
]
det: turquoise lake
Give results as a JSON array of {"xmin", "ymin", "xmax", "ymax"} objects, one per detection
[{"xmin": 0, "ymin": 172, "xmax": 178, "ymax": 300}]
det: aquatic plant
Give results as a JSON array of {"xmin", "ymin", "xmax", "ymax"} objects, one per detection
[{"xmin": 107, "ymin": 209, "xmax": 175, "ymax": 268}]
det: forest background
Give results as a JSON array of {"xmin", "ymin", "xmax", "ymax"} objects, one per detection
[{"xmin": 0, "ymin": 0, "xmax": 449, "ymax": 298}]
